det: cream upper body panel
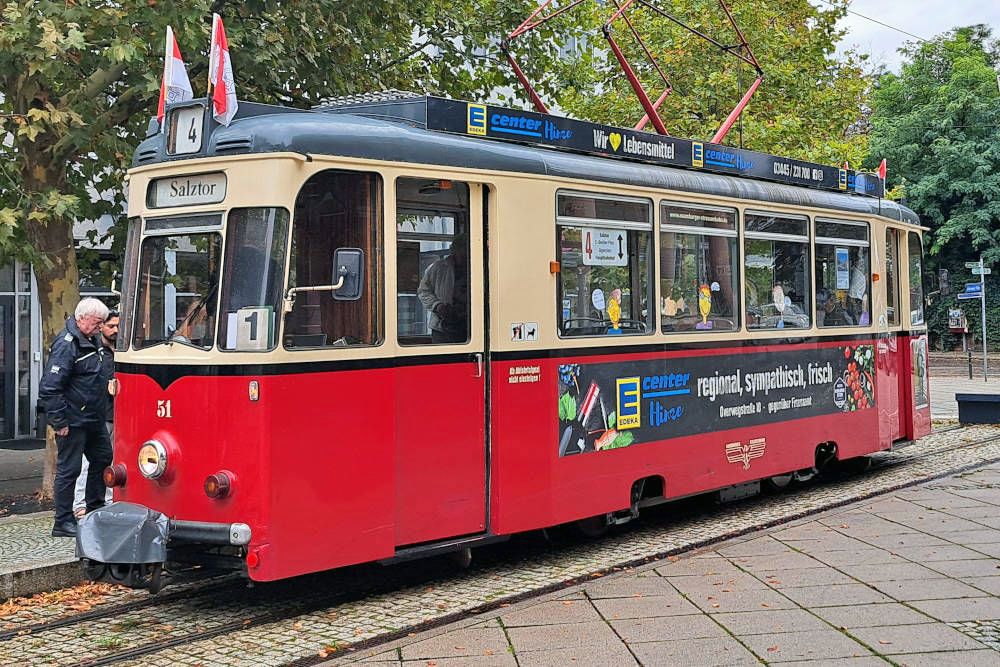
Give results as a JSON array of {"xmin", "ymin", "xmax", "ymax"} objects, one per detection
[{"xmin": 122, "ymin": 147, "xmax": 924, "ymax": 365}]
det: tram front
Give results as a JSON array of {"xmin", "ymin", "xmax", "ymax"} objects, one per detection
[{"xmin": 77, "ymin": 101, "xmax": 384, "ymax": 591}]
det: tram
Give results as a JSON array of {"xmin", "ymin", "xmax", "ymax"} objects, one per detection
[{"xmin": 78, "ymin": 92, "xmax": 931, "ymax": 590}]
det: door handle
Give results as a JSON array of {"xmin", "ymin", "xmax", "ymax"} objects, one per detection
[{"xmin": 473, "ymin": 353, "xmax": 483, "ymax": 378}]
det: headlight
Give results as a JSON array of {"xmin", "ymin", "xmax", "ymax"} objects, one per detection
[{"xmin": 137, "ymin": 440, "xmax": 168, "ymax": 479}]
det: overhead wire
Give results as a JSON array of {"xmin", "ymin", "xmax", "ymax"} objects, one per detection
[{"xmin": 818, "ymin": 0, "xmax": 929, "ymax": 43}]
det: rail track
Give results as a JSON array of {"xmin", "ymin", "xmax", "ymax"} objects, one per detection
[{"xmin": 3, "ymin": 423, "xmax": 999, "ymax": 667}]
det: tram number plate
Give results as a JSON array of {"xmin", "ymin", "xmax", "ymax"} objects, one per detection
[
  {"xmin": 168, "ymin": 105, "xmax": 205, "ymax": 155},
  {"xmin": 233, "ymin": 307, "xmax": 274, "ymax": 351}
]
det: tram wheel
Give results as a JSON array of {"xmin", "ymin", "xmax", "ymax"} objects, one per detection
[
  {"xmin": 574, "ymin": 514, "xmax": 611, "ymax": 539},
  {"xmin": 839, "ymin": 455, "xmax": 872, "ymax": 475},
  {"xmin": 147, "ymin": 563, "xmax": 164, "ymax": 594},
  {"xmin": 107, "ymin": 563, "xmax": 134, "ymax": 584},
  {"xmin": 81, "ymin": 559, "xmax": 107, "ymax": 581},
  {"xmin": 448, "ymin": 547, "xmax": 473, "ymax": 569},
  {"xmin": 763, "ymin": 473, "xmax": 794, "ymax": 493}
]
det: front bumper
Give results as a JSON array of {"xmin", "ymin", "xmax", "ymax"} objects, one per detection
[{"xmin": 76, "ymin": 501, "xmax": 251, "ymax": 565}]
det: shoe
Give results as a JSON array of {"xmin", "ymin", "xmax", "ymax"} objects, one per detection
[{"xmin": 51, "ymin": 521, "xmax": 78, "ymax": 538}]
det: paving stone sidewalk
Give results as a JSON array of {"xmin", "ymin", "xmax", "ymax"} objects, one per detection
[{"xmin": 339, "ymin": 463, "xmax": 1000, "ymax": 666}]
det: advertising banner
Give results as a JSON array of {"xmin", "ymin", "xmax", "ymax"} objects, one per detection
[
  {"xmin": 427, "ymin": 98, "xmax": 884, "ymax": 197},
  {"xmin": 557, "ymin": 344, "xmax": 876, "ymax": 456}
]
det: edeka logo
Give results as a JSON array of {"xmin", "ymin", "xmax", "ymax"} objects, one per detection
[
  {"xmin": 692, "ymin": 141, "xmax": 704, "ymax": 168},
  {"xmin": 467, "ymin": 103, "xmax": 487, "ymax": 136},
  {"xmin": 616, "ymin": 377, "xmax": 641, "ymax": 430},
  {"xmin": 838, "ymin": 168, "xmax": 848, "ymax": 191}
]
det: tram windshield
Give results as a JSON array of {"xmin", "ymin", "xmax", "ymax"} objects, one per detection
[
  {"xmin": 129, "ymin": 208, "xmax": 291, "ymax": 351},
  {"xmin": 133, "ymin": 232, "xmax": 223, "ymax": 349}
]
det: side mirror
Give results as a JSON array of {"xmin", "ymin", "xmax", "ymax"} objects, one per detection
[{"xmin": 332, "ymin": 248, "xmax": 364, "ymax": 301}]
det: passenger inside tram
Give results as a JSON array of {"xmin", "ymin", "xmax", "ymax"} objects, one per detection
[{"xmin": 417, "ymin": 232, "xmax": 470, "ymax": 344}]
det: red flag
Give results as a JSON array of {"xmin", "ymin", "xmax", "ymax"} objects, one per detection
[
  {"xmin": 877, "ymin": 158, "xmax": 887, "ymax": 180},
  {"xmin": 156, "ymin": 26, "xmax": 193, "ymax": 123},
  {"xmin": 208, "ymin": 13, "xmax": 238, "ymax": 126}
]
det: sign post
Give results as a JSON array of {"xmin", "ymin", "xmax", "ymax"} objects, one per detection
[{"xmin": 961, "ymin": 258, "xmax": 990, "ymax": 381}]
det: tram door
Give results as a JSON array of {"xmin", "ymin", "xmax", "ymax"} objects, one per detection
[
  {"xmin": 877, "ymin": 228, "xmax": 904, "ymax": 443},
  {"xmin": 392, "ymin": 178, "xmax": 487, "ymax": 546}
]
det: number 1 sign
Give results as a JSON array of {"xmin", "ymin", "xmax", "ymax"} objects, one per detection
[{"xmin": 234, "ymin": 307, "xmax": 273, "ymax": 350}]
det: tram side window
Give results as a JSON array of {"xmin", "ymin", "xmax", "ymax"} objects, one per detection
[
  {"xmin": 744, "ymin": 212, "xmax": 810, "ymax": 330},
  {"xmin": 557, "ymin": 192, "xmax": 653, "ymax": 337},
  {"xmin": 396, "ymin": 178, "xmax": 471, "ymax": 346},
  {"xmin": 814, "ymin": 220, "xmax": 870, "ymax": 328},
  {"xmin": 285, "ymin": 170, "xmax": 383, "ymax": 348},
  {"xmin": 660, "ymin": 202, "xmax": 739, "ymax": 333},
  {"xmin": 908, "ymin": 232, "xmax": 925, "ymax": 325},
  {"xmin": 885, "ymin": 229, "xmax": 900, "ymax": 326},
  {"xmin": 219, "ymin": 208, "xmax": 290, "ymax": 350}
]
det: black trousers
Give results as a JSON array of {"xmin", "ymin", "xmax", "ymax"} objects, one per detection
[{"xmin": 55, "ymin": 424, "xmax": 112, "ymax": 525}]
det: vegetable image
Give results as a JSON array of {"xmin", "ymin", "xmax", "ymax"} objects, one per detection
[{"xmin": 841, "ymin": 345, "xmax": 875, "ymax": 412}]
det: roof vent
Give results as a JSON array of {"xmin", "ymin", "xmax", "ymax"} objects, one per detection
[
  {"xmin": 215, "ymin": 136, "xmax": 252, "ymax": 153},
  {"xmin": 313, "ymin": 89, "xmax": 423, "ymax": 110},
  {"xmin": 135, "ymin": 146, "xmax": 159, "ymax": 164}
]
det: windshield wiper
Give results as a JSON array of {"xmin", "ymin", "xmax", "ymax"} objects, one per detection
[{"xmin": 166, "ymin": 282, "xmax": 219, "ymax": 347}]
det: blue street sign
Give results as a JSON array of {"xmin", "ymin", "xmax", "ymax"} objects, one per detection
[
  {"xmin": 958, "ymin": 292, "xmax": 983, "ymax": 300},
  {"xmin": 965, "ymin": 283, "xmax": 983, "ymax": 293}
]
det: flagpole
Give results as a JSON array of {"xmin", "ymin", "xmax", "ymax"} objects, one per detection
[{"xmin": 207, "ymin": 14, "xmax": 218, "ymax": 99}]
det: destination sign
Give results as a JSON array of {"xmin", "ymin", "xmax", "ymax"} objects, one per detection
[
  {"xmin": 426, "ymin": 97, "xmax": 883, "ymax": 197},
  {"xmin": 147, "ymin": 172, "xmax": 227, "ymax": 208}
]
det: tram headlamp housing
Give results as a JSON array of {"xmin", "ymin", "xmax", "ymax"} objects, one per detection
[{"xmin": 137, "ymin": 440, "xmax": 168, "ymax": 479}]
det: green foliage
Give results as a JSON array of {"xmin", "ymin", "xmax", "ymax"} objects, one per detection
[
  {"xmin": 0, "ymin": 0, "xmax": 567, "ymax": 330},
  {"xmin": 868, "ymin": 26, "xmax": 1000, "ymax": 267},
  {"xmin": 553, "ymin": 0, "xmax": 870, "ymax": 164}
]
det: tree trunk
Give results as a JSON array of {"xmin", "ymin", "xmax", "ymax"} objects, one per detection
[{"xmin": 25, "ymin": 165, "xmax": 80, "ymax": 500}]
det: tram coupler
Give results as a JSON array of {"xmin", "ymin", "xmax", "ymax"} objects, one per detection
[{"xmin": 76, "ymin": 502, "xmax": 251, "ymax": 592}]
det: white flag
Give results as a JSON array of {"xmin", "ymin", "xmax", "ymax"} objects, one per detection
[
  {"xmin": 208, "ymin": 13, "xmax": 238, "ymax": 126},
  {"xmin": 157, "ymin": 26, "xmax": 194, "ymax": 123}
]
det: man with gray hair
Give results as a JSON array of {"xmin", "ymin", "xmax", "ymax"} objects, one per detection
[{"xmin": 39, "ymin": 297, "xmax": 113, "ymax": 537}]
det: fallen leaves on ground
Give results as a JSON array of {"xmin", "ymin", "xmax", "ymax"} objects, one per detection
[
  {"xmin": 316, "ymin": 645, "xmax": 339, "ymax": 658},
  {"xmin": 0, "ymin": 582, "xmax": 120, "ymax": 619}
]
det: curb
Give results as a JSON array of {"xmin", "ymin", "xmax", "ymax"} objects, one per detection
[
  {"xmin": 0, "ymin": 558, "xmax": 82, "ymax": 602},
  {"xmin": 0, "ymin": 512, "xmax": 80, "ymax": 601}
]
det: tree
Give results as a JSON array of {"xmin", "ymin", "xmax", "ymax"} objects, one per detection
[
  {"xmin": 0, "ymin": 0, "xmax": 569, "ymax": 496},
  {"xmin": 548, "ymin": 0, "xmax": 871, "ymax": 165},
  {"xmin": 868, "ymin": 25, "xmax": 1000, "ymax": 268}
]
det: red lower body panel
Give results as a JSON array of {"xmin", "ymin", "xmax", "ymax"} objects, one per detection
[{"xmin": 110, "ymin": 334, "xmax": 928, "ymax": 582}]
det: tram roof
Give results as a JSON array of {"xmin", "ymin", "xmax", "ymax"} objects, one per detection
[{"xmin": 136, "ymin": 95, "xmax": 919, "ymax": 225}]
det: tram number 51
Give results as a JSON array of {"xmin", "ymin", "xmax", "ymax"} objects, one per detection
[{"xmin": 156, "ymin": 399, "xmax": 173, "ymax": 418}]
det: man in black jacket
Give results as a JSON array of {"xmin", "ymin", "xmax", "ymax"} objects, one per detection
[
  {"xmin": 39, "ymin": 298, "xmax": 112, "ymax": 537},
  {"xmin": 73, "ymin": 310, "xmax": 118, "ymax": 518}
]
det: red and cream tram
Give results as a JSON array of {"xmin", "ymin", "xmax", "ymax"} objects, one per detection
[{"xmin": 80, "ymin": 93, "xmax": 932, "ymax": 589}]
